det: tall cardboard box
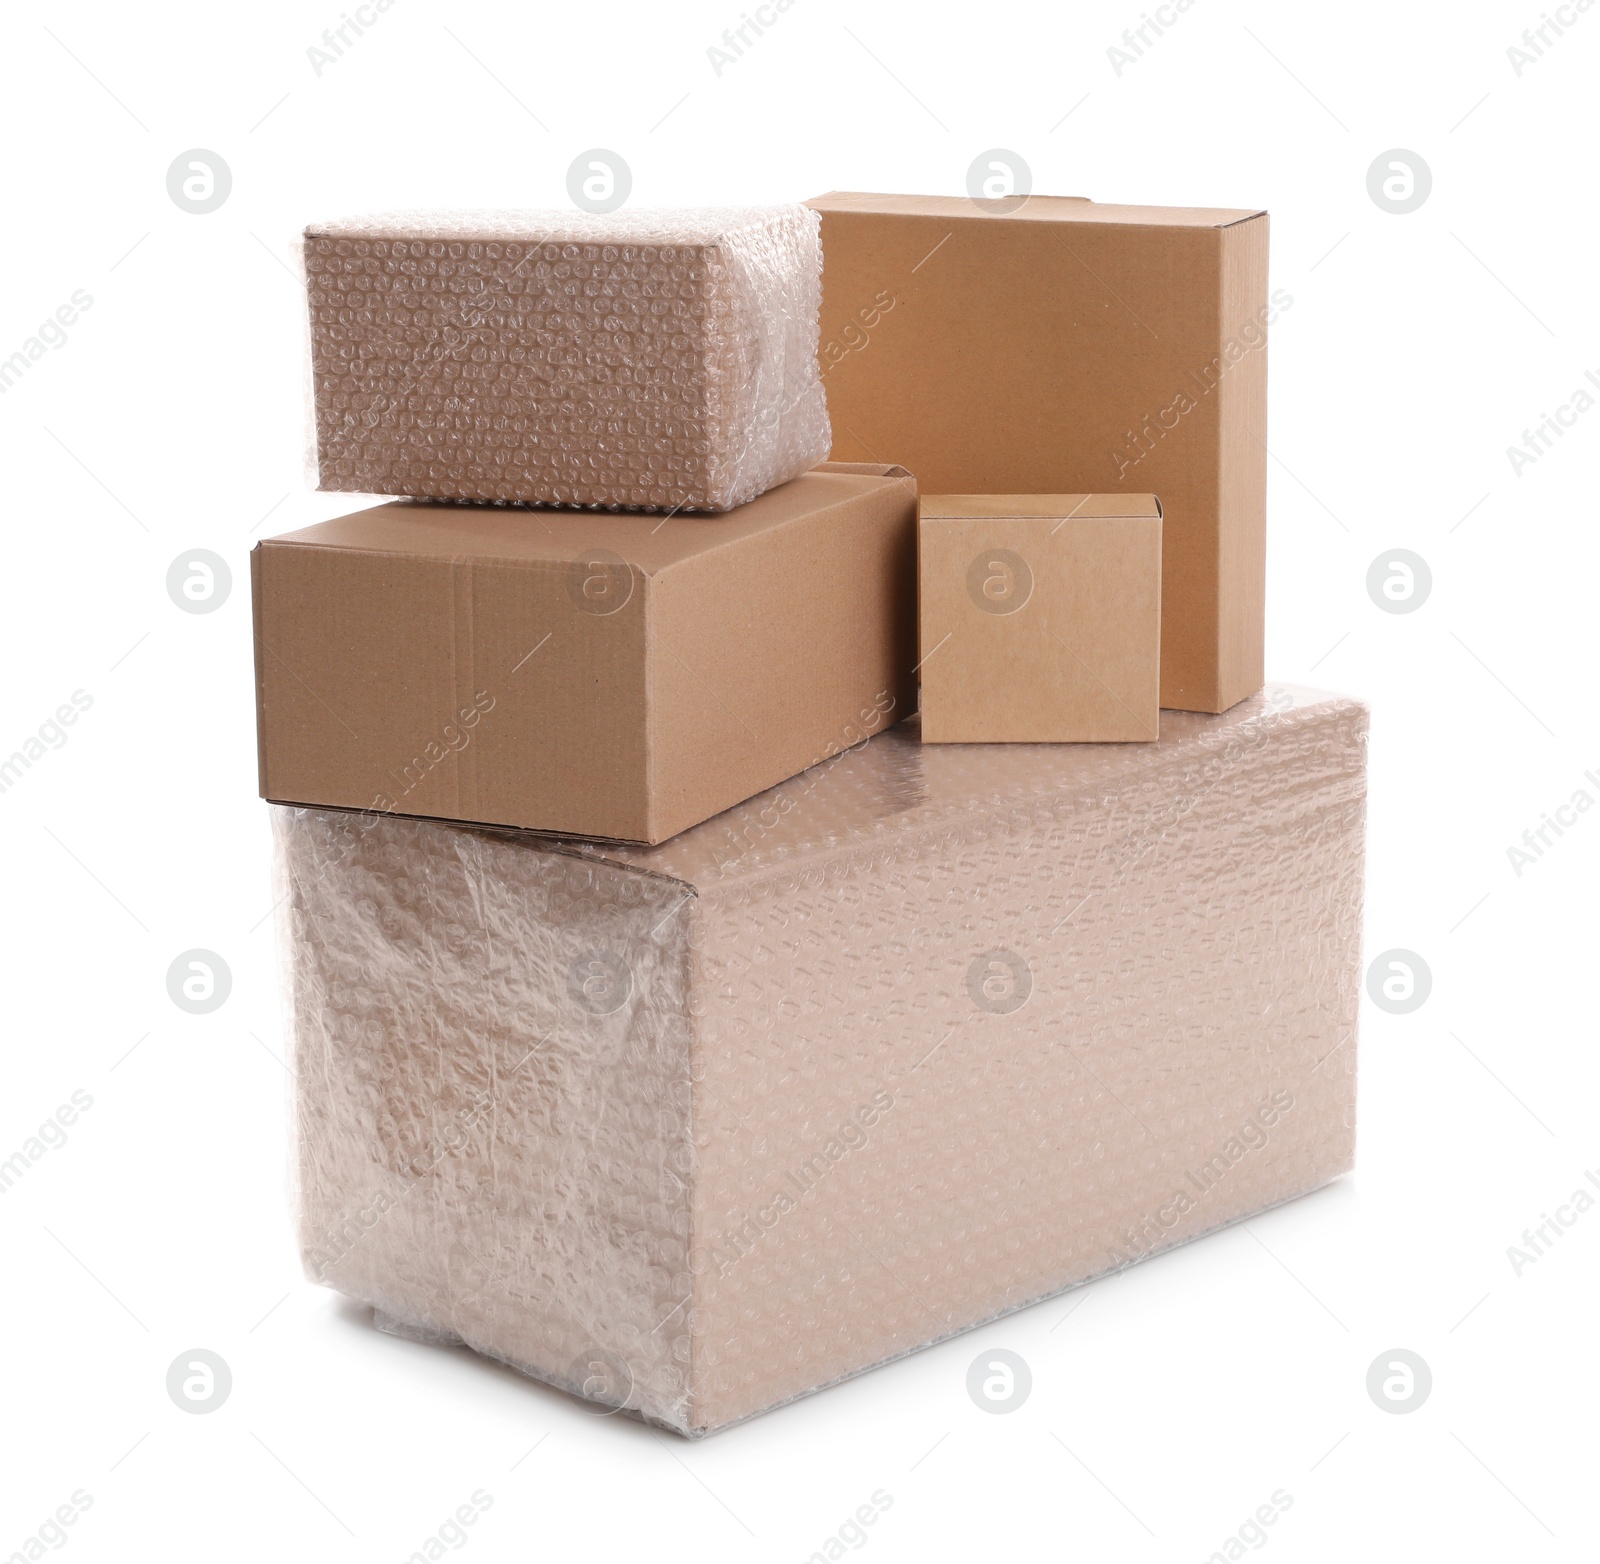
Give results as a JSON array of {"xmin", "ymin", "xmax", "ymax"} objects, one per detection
[{"xmin": 808, "ymin": 192, "xmax": 1275, "ymax": 714}]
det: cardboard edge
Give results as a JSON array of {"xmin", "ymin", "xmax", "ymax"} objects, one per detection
[
  {"xmin": 1212, "ymin": 210, "xmax": 1271, "ymax": 714},
  {"xmin": 262, "ymin": 794, "xmax": 707, "ymax": 869},
  {"xmin": 678, "ymin": 692, "xmax": 1364, "ymax": 892},
  {"xmin": 808, "ymin": 190, "xmax": 1093, "ymax": 208},
  {"xmin": 263, "ymin": 473, "xmax": 917, "ymax": 578},
  {"xmin": 1152, "ymin": 508, "xmax": 1164, "ymax": 733},
  {"xmin": 644, "ymin": 469, "xmax": 920, "ymax": 839},
  {"xmin": 918, "ymin": 494, "xmax": 1162, "ymax": 521},
  {"xmin": 649, "ymin": 468, "xmax": 919, "ymax": 579},
  {"xmin": 251, "ymin": 544, "xmax": 269, "ymax": 800},
  {"xmin": 258, "ymin": 532, "xmax": 673, "ymax": 582},
  {"xmin": 814, "ymin": 460, "xmax": 914, "ymax": 480},
  {"xmin": 642, "ymin": 568, "xmax": 662, "ymax": 845},
  {"xmin": 807, "ymin": 192, "xmax": 1264, "ymax": 228}
]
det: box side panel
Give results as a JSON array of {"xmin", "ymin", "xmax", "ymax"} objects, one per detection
[
  {"xmin": 918, "ymin": 513, "xmax": 1162, "ymax": 743},
  {"xmin": 255, "ymin": 545, "xmax": 652, "ymax": 840},
  {"xmin": 711, "ymin": 205, "xmax": 832, "ymax": 508},
  {"xmin": 643, "ymin": 477, "xmax": 918, "ymax": 841},
  {"xmin": 814, "ymin": 209, "xmax": 1230, "ymax": 712},
  {"xmin": 1216, "ymin": 213, "xmax": 1271, "ymax": 710},
  {"xmin": 251, "ymin": 545, "xmax": 269, "ymax": 798},
  {"xmin": 686, "ymin": 696, "xmax": 1366, "ymax": 1431},
  {"xmin": 277, "ymin": 806, "xmax": 696, "ymax": 1430},
  {"xmin": 306, "ymin": 235, "xmax": 725, "ymax": 510}
]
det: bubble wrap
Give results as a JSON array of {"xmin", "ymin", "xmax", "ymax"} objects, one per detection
[
  {"xmin": 277, "ymin": 686, "xmax": 1367, "ymax": 1435},
  {"xmin": 303, "ymin": 206, "xmax": 830, "ymax": 511}
]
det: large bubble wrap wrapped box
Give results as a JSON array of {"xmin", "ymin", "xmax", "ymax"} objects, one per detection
[
  {"xmin": 278, "ymin": 686, "xmax": 1366, "ymax": 1435},
  {"xmin": 304, "ymin": 206, "xmax": 831, "ymax": 512}
]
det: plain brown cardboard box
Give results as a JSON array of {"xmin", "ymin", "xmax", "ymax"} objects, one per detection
[
  {"xmin": 919, "ymin": 494, "xmax": 1161, "ymax": 744},
  {"xmin": 808, "ymin": 191, "xmax": 1274, "ymax": 714},
  {"xmin": 251, "ymin": 463, "xmax": 917, "ymax": 844}
]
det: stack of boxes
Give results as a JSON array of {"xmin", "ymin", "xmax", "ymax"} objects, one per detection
[{"xmin": 255, "ymin": 195, "xmax": 1367, "ymax": 1436}]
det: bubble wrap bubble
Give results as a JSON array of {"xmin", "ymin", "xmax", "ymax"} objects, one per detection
[
  {"xmin": 303, "ymin": 206, "xmax": 830, "ymax": 512},
  {"xmin": 277, "ymin": 686, "xmax": 1367, "ymax": 1435}
]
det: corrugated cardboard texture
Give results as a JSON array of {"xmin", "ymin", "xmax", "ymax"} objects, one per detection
[
  {"xmin": 252, "ymin": 465, "xmax": 918, "ymax": 844},
  {"xmin": 808, "ymin": 192, "xmax": 1271, "ymax": 714},
  {"xmin": 918, "ymin": 494, "xmax": 1162, "ymax": 743},
  {"xmin": 279, "ymin": 684, "xmax": 1366, "ymax": 1435}
]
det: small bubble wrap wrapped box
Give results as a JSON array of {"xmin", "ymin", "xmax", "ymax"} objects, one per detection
[
  {"xmin": 278, "ymin": 686, "xmax": 1367, "ymax": 1435},
  {"xmin": 304, "ymin": 206, "xmax": 831, "ymax": 511}
]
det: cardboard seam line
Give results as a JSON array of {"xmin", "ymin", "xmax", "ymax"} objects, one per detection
[
  {"xmin": 642, "ymin": 568, "xmax": 657, "ymax": 843},
  {"xmin": 451, "ymin": 558, "xmax": 476, "ymax": 819}
]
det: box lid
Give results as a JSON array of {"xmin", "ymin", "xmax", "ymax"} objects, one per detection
[
  {"xmin": 808, "ymin": 191, "xmax": 1265, "ymax": 229},
  {"xmin": 920, "ymin": 493, "xmax": 1163, "ymax": 521},
  {"xmin": 263, "ymin": 462, "xmax": 914, "ymax": 578}
]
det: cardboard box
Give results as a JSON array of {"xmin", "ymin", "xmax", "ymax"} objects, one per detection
[
  {"xmin": 918, "ymin": 493, "xmax": 1161, "ymax": 744},
  {"xmin": 304, "ymin": 207, "xmax": 831, "ymax": 512},
  {"xmin": 278, "ymin": 685, "xmax": 1367, "ymax": 1435},
  {"xmin": 808, "ymin": 191, "xmax": 1274, "ymax": 714},
  {"xmin": 252, "ymin": 463, "xmax": 917, "ymax": 844}
]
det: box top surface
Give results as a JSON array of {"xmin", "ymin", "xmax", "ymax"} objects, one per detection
[
  {"xmin": 307, "ymin": 205, "xmax": 812, "ymax": 245},
  {"xmin": 921, "ymin": 494, "xmax": 1162, "ymax": 521},
  {"xmin": 258, "ymin": 465, "xmax": 913, "ymax": 577},
  {"xmin": 808, "ymin": 191, "xmax": 1265, "ymax": 229},
  {"xmin": 528, "ymin": 685, "xmax": 1365, "ymax": 885}
]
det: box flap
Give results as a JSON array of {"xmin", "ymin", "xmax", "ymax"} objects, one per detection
[{"xmin": 815, "ymin": 460, "xmax": 915, "ymax": 480}]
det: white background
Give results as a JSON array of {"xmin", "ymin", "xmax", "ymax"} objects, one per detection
[{"xmin": 1, "ymin": 0, "xmax": 1595, "ymax": 1559}]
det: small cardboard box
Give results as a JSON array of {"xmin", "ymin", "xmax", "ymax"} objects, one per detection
[
  {"xmin": 808, "ymin": 191, "xmax": 1273, "ymax": 714},
  {"xmin": 251, "ymin": 463, "xmax": 917, "ymax": 844},
  {"xmin": 918, "ymin": 494, "xmax": 1162, "ymax": 744}
]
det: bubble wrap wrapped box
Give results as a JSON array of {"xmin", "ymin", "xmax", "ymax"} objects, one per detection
[
  {"xmin": 305, "ymin": 206, "xmax": 831, "ymax": 511},
  {"xmin": 279, "ymin": 686, "xmax": 1366, "ymax": 1435}
]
